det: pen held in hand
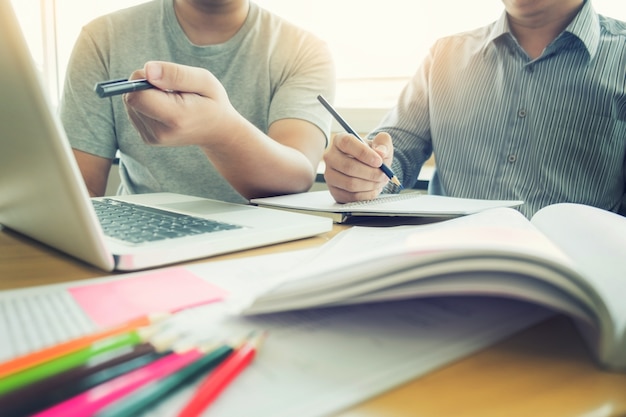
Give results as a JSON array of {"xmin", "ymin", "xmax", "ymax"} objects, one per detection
[
  {"xmin": 317, "ymin": 94, "xmax": 403, "ymax": 189},
  {"xmin": 94, "ymin": 78, "xmax": 155, "ymax": 98}
]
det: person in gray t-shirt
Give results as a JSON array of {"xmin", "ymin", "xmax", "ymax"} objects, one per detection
[{"xmin": 61, "ymin": 0, "xmax": 335, "ymax": 204}]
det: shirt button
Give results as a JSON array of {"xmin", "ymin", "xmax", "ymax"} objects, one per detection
[
  {"xmin": 508, "ymin": 154, "xmax": 517, "ymax": 163},
  {"xmin": 518, "ymin": 109, "xmax": 527, "ymax": 118}
]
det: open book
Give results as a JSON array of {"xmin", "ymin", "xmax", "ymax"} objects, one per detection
[
  {"xmin": 250, "ymin": 190, "xmax": 523, "ymax": 223},
  {"xmin": 241, "ymin": 203, "xmax": 626, "ymax": 371}
]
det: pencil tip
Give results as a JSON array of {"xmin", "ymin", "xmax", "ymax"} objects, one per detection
[
  {"xmin": 147, "ymin": 312, "xmax": 172, "ymax": 323},
  {"xmin": 251, "ymin": 331, "xmax": 269, "ymax": 349}
]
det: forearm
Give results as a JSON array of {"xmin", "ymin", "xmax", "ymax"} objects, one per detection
[
  {"xmin": 202, "ymin": 115, "xmax": 322, "ymax": 199},
  {"xmin": 72, "ymin": 149, "xmax": 113, "ymax": 197}
]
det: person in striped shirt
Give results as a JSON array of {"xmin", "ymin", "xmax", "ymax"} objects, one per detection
[{"xmin": 323, "ymin": 0, "xmax": 625, "ymax": 218}]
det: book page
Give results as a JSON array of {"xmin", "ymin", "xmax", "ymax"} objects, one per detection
[
  {"xmin": 531, "ymin": 203, "xmax": 626, "ymax": 369},
  {"xmin": 0, "ymin": 250, "xmax": 315, "ymax": 362},
  {"xmin": 144, "ymin": 297, "xmax": 550, "ymax": 417},
  {"xmin": 0, "ymin": 249, "xmax": 551, "ymax": 417},
  {"xmin": 245, "ymin": 208, "xmax": 591, "ymax": 316},
  {"xmin": 0, "ymin": 288, "xmax": 96, "ymax": 361}
]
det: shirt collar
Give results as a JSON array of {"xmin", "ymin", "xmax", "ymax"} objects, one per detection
[
  {"xmin": 564, "ymin": 0, "xmax": 600, "ymax": 59},
  {"xmin": 483, "ymin": 0, "xmax": 600, "ymax": 60}
]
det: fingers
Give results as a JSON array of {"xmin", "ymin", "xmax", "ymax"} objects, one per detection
[
  {"xmin": 326, "ymin": 182, "xmax": 386, "ymax": 204},
  {"xmin": 323, "ymin": 132, "xmax": 391, "ymax": 202},
  {"xmin": 123, "ymin": 62, "xmax": 231, "ymax": 146},
  {"xmin": 123, "ymin": 61, "xmax": 226, "ymax": 120},
  {"xmin": 123, "ymin": 87, "xmax": 197, "ymax": 145},
  {"xmin": 125, "ymin": 103, "xmax": 165, "ymax": 145},
  {"xmin": 142, "ymin": 61, "xmax": 221, "ymax": 97},
  {"xmin": 370, "ymin": 132, "xmax": 394, "ymax": 166}
]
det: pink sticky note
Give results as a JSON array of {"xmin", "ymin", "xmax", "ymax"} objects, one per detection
[{"xmin": 69, "ymin": 267, "xmax": 228, "ymax": 327}]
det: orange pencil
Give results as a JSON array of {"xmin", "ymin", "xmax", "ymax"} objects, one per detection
[
  {"xmin": 176, "ymin": 332, "xmax": 266, "ymax": 417},
  {"xmin": 0, "ymin": 312, "xmax": 170, "ymax": 379}
]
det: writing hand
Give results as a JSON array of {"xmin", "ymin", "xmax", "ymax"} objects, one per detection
[{"xmin": 323, "ymin": 132, "xmax": 394, "ymax": 203}]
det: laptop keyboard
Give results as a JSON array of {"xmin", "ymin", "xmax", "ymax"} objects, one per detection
[{"xmin": 92, "ymin": 198, "xmax": 242, "ymax": 244}]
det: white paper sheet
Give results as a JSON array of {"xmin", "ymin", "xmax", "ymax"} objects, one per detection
[{"xmin": 0, "ymin": 249, "xmax": 551, "ymax": 417}]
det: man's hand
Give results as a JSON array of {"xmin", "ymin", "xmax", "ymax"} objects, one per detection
[
  {"xmin": 121, "ymin": 60, "xmax": 327, "ymax": 200},
  {"xmin": 323, "ymin": 131, "xmax": 394, "ymax": 203},
  {"xmin": 123, "ymin": 61, "xmax": 238, "ymax": 147}
]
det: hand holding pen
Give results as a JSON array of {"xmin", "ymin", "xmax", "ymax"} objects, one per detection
[
  {"xmin": 94, "ymin": 61, "xmax": 232, "ymax": 149},
  {"xmin": 317, "ymin": 95, "xmax": 402, "ymax": 189}
]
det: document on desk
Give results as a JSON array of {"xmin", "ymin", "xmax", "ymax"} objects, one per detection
[
  {"xmin": 145, "ymin": 295, "xmax": 550, "ymax": 417},
  {"xmin": 251, "ymin": 190, "xmax": 524, "ymax": 223},
  {"xmin": 0, "ymin": 249, "xmax": 551, "ymax": 417}
]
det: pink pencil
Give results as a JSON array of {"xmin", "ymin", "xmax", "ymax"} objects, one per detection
[{"xmin": 31, "ymin": 348, "xmax": 205, "ymax": 417}]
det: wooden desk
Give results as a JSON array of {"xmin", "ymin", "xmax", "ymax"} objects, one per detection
[{"xmin": 1, "ymin": 225, "xmax": 625, "ymax": 416}]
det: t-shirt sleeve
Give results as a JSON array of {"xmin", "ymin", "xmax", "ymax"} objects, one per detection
[
  {"xmin": 59, "ymin": 20, "xmax": 119, "ymax": 160},
  {"xmin": 267, "ymin": 33, "xmax": 336, "ymax": 145}
]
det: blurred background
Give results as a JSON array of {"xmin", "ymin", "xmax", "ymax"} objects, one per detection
[{"xmin": 9, "ymin": 0, "xmax": 626, "ymax": 120}]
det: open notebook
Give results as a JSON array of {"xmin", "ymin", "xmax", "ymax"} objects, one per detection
[
  {"xmin": 0, "ymin": 2, "xmax": 331, "ymax": 272},
  {"xmin": 252, "ymin": 190, "xmax": 524, "ymax": 223}
]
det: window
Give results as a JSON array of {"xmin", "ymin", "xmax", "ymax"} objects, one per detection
[
  {"xmin": 256, "ymin": 0, "xmax": 626, "ymax": 111},
  {"xmin": 257, "ymin": 0, "xmax": 502, "ymax": 109},
  {"xmin": 11, "ymin": 0, "xmax": 626, "ymax": 115}
]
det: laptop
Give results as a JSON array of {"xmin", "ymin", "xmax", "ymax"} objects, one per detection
[{"xmin": 0, "ymin": 2, "xmax": 332, "ymax": 272}]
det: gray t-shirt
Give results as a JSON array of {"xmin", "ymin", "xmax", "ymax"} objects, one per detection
[{"xmin": 60, "ymin": 0, "xmax": 335, "ymax": 204}]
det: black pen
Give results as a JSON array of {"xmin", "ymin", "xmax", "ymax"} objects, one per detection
[
  {"xmin": 94, "ymin": 78, "xmax": 155, "ymax": 98},
  {"xmin": 317, "ymin": 95, "xmax": 403, "ymax": 189}
]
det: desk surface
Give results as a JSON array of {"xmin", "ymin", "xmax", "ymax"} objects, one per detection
[{"xmin": 1, "ymin": 225, "xmax": 625, "ymax": 416}]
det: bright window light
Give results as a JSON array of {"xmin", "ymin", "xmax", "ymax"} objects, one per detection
[{"xmin": 10, "ymin": 0, "xmax": 626, "ymax": 110}]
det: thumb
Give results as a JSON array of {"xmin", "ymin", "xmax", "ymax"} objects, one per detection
[
  {"xmin": 370, "ymin": 132, "xmax": 393, "ymax": 160},
  {"xmin": 143, "ymin": 61, "xmax": 219, "ymax": 97},
  {"xmin": 372, "ymin": 143, "xmax": 388, "ymax": 157}
]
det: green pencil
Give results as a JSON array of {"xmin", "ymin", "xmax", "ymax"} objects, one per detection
[
  {"xmin": 94, "ymin": 344, "xmax": 234, "ymax": 417},
  {"xmin": 0, "ymin": 343, "xmax": 166, "ymax": 417},
  {"xmin": 0, "ymin": 330, "xmax": 154, "ymax": 395}
]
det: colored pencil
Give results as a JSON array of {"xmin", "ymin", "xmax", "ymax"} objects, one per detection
[
  {"xmin": 0, "ymin": 312, "xmax": 170, "ymax": 380},
  {"xmin": 176, "ymin": 332, "xmax": 266, "ymax": 417},
  {"xmin": 0, "ymin": 343, "xmax": 165, "ymax": 417},
  {"xmin": 0, "ymin": 330, "xmax": 152, "ymax": 396},
  {"xmin": 95, "ymin": 344, "xmax": 234, "ymax": 417},
  {"xmin": 31, "ymin": 347, "xmax": 208, "ymax": 417}
]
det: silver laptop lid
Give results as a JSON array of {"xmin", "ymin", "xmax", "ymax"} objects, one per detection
[{"xmin": 0, "ymin": 1, "xmax": 115, "ymax": 270}]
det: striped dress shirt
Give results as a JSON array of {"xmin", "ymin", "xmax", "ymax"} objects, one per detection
[{"xmin": 374, "ymin": 1, "xmax": 626, "ymax": 218}]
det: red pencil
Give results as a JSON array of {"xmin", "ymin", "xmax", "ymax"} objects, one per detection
[{"xmin": 176, "ymin": 332, "xmax": 266, "ymax": 417}]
